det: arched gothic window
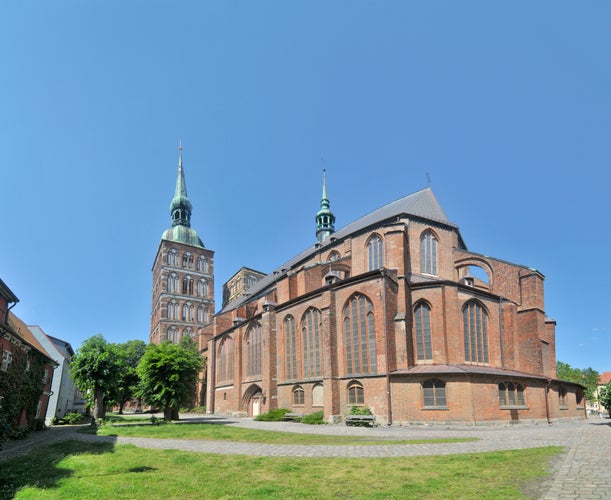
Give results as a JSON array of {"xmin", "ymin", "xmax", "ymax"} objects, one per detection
[
  {"xmin": 167, "ymin": 249, "xmax": 179, "ymax": 266},
  {"xmin": 367, "ymin": 234, "xmax": 383, "ymax": 271},
  {"xmin": 197, "ymin": 256, "xmax": 209, "ymax": 273},
  {"xmin": 292, "ymin": 386, "xmax": 305, "ymax": 406},
  {"xmin": 423, "ymin": 379, "xmax": 446, "ymax": 407},
  {"xmin": 197, "ymin": 279, "xmax": 208, "ymax": 297},
  {"xmin": 183, "ymin": 327, "xmax": 193, "ymax": 338},
  {"xmin": 344, "ymin": 294, "xmax": 376, "ymax": 375},
  {"xmin": 302, "ymin": 308, "xmax": 322, "ymax": 378},
  {"xmin": 414, "ymin": 302, "xmax": 432, "ymax": 361},
  {"xmin": 312, "ymin": 383, "xmax": 324, "ymax": 406},
  {"xmin": 463, "ymin": 301, "xmax": 489, "ymax": 363},
  {"xmin": 167, "ymin": 273, "xmax": 179, "ymax": 293},
  {"xmin": 197, "ymin": 306, "xmax": 203, "ymax": 323},
  {"xmin": 347, "ymin": 381, "xmax": 364, "ymax": 405},
  {"xmin": 420, "ymin": 231, "xmax": 438, "ymax": 275},
  {"xmin": 167, "ymin": 326, "xmax": 178, "ymax": 343},
  {"xmin": 245, "ymin": 323, "xmax": 262, "ymax": 378},
  {"xmin": 167, "ymin": 300, "xmax": 178, "ymax": 320},
  {"xmin": 183, "ymin": 276, "xmax": 194, "ymax": 295},
  {"xmin": 216, "ymin": 336, "xmax": 233, "ymax": 384},
  {"xmin": 284, "ymin": 315, "xmax": 297, "ymax": 380},
  {"xmin": 182, "ymin": 252, "xmax": 193, "ymax": 268}
]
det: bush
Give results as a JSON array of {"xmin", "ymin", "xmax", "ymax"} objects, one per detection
[
  {"xmin": 51, "ymin": 416, "xmax": 64, "ymax": 425},
  {"xmin": 349, "ymin": 405, "xmax": 372, "ymax": 415},
  {"xmin": 301, "ymin": 411, "xmax": 326, "ymax": 425},
  {"xmin": 64, "ymin": 412, "xmax": 83, "ymax": 424},
  {"xmin": 254, "ymin": 408, "xmax": 289, "ymax": 421}
]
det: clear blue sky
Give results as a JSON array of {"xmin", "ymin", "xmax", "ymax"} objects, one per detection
[{"xmin": 1, "ymin": 2, "xmax": 609, "ymax": 374}]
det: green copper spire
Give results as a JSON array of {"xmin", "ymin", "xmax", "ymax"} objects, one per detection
[
  {"xmin": 161, "ymin": 143, "xmax": 204, "ymax": 248},
  {"xmin": 169, "ymin": 142, "xmax": 193, "ymax": 227},
  {"xmin": 316, "ymin": 169, "xmax": 335, "ymax": 242}
]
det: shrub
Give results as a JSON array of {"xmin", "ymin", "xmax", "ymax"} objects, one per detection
[
  {"xmin": 254, "ymin": 408, "xmax": 289, "ymax": 421},
  {"xmin": 64, "ymin": 412, "xmax": 83, "ymax": 424},
  {"xmin": 301, "ymin": 411, "xmax": 325, "ymax": 425},
  {"xmin": 349, "ymin": 405, "xmax": 372, "ymax": 415},
  {"xmin": 51, "ymin": 416, "xmax": 64, "ymax": 425}
]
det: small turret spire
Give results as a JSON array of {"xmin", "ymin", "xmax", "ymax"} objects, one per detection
[{"xmin": 316, "ymin": 168, "xmax": 335, "ymax": 242}]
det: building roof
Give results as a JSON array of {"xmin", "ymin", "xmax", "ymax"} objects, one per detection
[
  {"xmin": 391, "ymin": 364, "xmax": 549, "ymax": 381},
  {"xmin": 6, "ymin": 312, "xmax": 57, "ymax": 365},
  {"xmin": 600, "ymin": 372, "xmax": 611, "ymax": 385},
  {"xmin": 220, "ymin": 187, "xmax": 457, "ymax": 313},
  {"xmin": 161, "ymin": 226, "xmax": 204, "ymax": 248},
  {"xmin": 0, "ymin": 277, "xmax": 19, "ymax": 303}
]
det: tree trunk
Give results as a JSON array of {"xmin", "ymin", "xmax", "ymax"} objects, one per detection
[
  {"xmin": 93, "ymin": 387, "xmax": 106, "ymax": 420},
  {"xmin": 163, "ymin": 406, "xmax": 179, "ymax": 421}
]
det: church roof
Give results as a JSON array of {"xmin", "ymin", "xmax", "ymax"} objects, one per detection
[
  {"xmin": 161, "ymin": 225, "xmax": 205, "ymax": 248},
  {"xmin": 220, "ymin": 187, "xmax": 456, "ymax": 313}
]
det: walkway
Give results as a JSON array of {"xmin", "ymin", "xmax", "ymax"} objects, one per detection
[{"xmin": 1, "ymin": 416, "xmax": 609, "ymax": 499}]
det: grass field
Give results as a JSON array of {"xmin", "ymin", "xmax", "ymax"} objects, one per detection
[
  {"xmin": 93, "ymin": 420, "xmax": 479, "ymax": 446},
  {"xmin": 0, "ymin": 439, "xmax": 561, "ymax": 499}
]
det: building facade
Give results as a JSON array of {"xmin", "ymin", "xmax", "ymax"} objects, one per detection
[
  {"xmin": 204, "ymin": 181, "xmax": 585, "ymax": 425},
  {"xmin": 150, "ymin": 157, "xmax": 585, "ymax": 425},
  {"xmin": 0, "ymin": 278, "xmax": 57, "ymax": 433}
]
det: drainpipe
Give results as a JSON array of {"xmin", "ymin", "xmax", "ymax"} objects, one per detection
[
  {"xmin": 545, "ymin": 378, "xmax": 552, "ymax": 425},
  {"xmin": 381, "ymin": 269, "xmax": 393, "ymax": 426}
]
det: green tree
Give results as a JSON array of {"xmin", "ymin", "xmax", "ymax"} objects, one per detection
[
  {"xmin": 71, "ymin": 334, "xmax": 120, "ymax": 420},
  {"xmin": 115, "ymin": 340, "xmax": 147, "ymax": 414},
  {"xmin": 599, "ymin": 382, "xmax": 611, "ymax": 416},
  {"xmin": 556, "ymin": 361, "xmax": 600, "ymax": 401},
  {"xmin": 137, "ymin": 336, "xmax": 203, "ymax": 421}
]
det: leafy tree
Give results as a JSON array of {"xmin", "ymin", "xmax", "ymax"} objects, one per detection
[
  {"xmin": 599, "ymin": 382, "xmax": 611, "ymax": 416},
  {"xmin": 137, "ymin": 336, "xmax": 203, "ymax": 421},
  {"xmin": 556, "ymin": 361, "xmax": 600, "ymax": 401},
  {"xmin": 115, "ymin": 340, "xmax": 147, "ymax": 414},
  {"xmin": 71, "ymin": 334, "xmax": 120, "ymax": 420}
]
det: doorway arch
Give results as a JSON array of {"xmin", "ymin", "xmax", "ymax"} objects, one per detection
[{"xmin": 242, "ymin": 384, "xmax": 263, "ymax": 417}]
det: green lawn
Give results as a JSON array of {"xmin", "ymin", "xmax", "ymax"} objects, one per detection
[
  {"xmin": 93, "ymin": 421, "xmax": 478, "ymax": 446},
  {"xmin": 0, "ymin": 440, "xmax": 561, "ymax": 499}
]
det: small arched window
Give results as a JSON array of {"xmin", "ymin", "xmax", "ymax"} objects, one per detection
[
  {"xmin": 463, "ymin": 301, "xmax": 489, "ymax": 364},
  {"xmin": 167, "ymin": 300, "xmax": 178, "ymax": 320},
  {"xmin": 327, "ymin": 250, "xmax": 341, "ymax": 262},
  {"xmin": 183, "ymin": 276, "xmax": 194, "ymax": 295},
  {"xmin": 167, "ymin": 249, "xmax": 179, "ymax": 266},
  {"xmin": 347, "ymin": 382, "xmax": 364, "ymax": 405},
  {"xmin": 197, "ymin": 256, "xmax": 209, "ymax": 272},
  {"xmin": 420, "ymin": 231, "xmax": 438, "ymax": 275},
  {"xmin": 367, "ymin": 234, "xmax": 383, "ymax": 271},
  {"xmin": 197, "ymin": 306, "xmax": 203, "ymax": 323},
  {"xmin": 292, "ymin": 386, "xmax": 305, "ymax": 406},
  {"xmin": 184, "ymin": 327, "xmax": 193, "ymax": 338},
  {"xmin": 423, "ymin": 379, "xmax": 446, "ymax": 407},
  {"xmin": 167, "ymin": 326, "xmax": 178, "ymax": 343},
  {"xmin": 167, "ymin": 273, "xmax": 179, "ymax": 293},
  {"xmin": 498, "ymin": 382, "xmax": 525, "ymax": 406},
  {"xmin": 182, "ymin": 252, "xmax": 193, "ymax": 269},
  {"xmin": 414, "ymin": 302, "xmax": 432, "ymax": 361}
]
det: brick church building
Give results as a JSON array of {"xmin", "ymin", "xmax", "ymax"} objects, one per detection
[{"xmin": 151, "ymin": 150, "xmax": 585, "ymax": 425}]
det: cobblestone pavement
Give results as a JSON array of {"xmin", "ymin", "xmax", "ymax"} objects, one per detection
[{"xmin": 1, "ymin": 416, "xmax": 609, "ymax": 499}]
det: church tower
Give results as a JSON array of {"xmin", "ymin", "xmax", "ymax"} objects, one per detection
[
  {"xmin": 315, "ymin": 169, "xmax": 335, "ymax": 242},
  {"xmin": 150, "ymin": 145, "xmax": 215, "ymax": 349}
]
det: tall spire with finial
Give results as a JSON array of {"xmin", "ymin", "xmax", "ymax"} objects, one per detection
[
  {"xmin": 316, "ymin": 168, "xmax": 336, "ymax": 242},
  {"xmin": 170, "ymin": 141, "xmax": 193, "ymax": 228}
]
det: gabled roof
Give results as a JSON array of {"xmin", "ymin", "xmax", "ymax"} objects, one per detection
[
  {"xmin": 600, "ymin": 372, "xmax": 611, "ymax": 385},
  {"xmin": 6, "ymin": 312, "xmax": 57, "ymax": 365},
  {"xmin": 220, "ymin": 188, "xmax": 457, "ymax": 313}
]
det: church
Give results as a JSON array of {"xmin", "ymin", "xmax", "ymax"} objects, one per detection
[{"xmin": 151, "ymin": 149, "xmax": 585, "ymax": 425}]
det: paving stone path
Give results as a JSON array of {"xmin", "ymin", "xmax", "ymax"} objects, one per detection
[{"xmin": 1, "ymin": 416, "xmax": 609, "ymax": 499}]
